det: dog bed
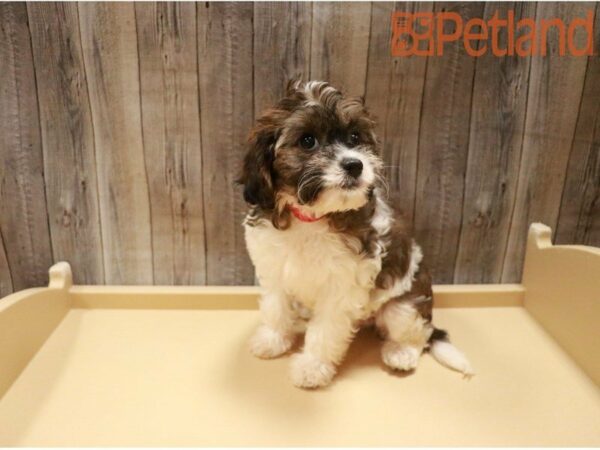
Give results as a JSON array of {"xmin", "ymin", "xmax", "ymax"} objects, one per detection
[{"xmin": 0, "ymin": 223, "xmax": 598, "ymax": 446}]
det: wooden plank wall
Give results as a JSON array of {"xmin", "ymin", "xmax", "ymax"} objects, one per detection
[{"xmin": 0, "ymin": 2, "xmax": 598, "ymax": 294}]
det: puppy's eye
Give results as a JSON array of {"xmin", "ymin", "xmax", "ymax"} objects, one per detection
[
  {"xmin": 349, "ymin": 132, "xmax": 360, "ymax": 146},
  {"xmin": 299, "ymin": 134, "xmax": 318, "ymax": 150}
]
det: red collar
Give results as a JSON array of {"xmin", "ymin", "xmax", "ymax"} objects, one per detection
[{"xmin": 289, "ymin": 205, "xmax": 323, "ymax": 223}]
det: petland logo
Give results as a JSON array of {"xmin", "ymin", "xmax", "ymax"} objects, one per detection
[{"xmin": 391, "ymin": 10, "xmax": 595, "ymax": 57}]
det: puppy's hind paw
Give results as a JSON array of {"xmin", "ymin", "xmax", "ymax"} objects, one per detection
[
  {"xmin": 381, "ymin": 341, "xmax": 421, "ymax": 371},
  {"xmin": 289, "ymin": 352, "xmax": 335, "ymax": 389},
  {"xmin": 249, "ymin": 326, "xmax": 293, "ymax": 359}
]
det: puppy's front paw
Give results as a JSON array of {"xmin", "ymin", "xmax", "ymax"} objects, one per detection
[
  {"xmin": 381, "ymin": 341, "xmax": 421, "ymax": 371},
  {"xmin": 289, "ymin": 352, "xmax": 335, "ymax": 388},
  {"xmin": 249, "ymin": 325, "xmax": 293, "ymax": 359}
]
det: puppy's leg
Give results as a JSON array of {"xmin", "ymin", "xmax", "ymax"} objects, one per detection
[
  {"xmin": 376, "ymin": 300, "xmax": 433, "ymax": 371},
  {"xmin": 289, "ymin": 298, "xmax": 360, "ymax": 388},
  {"xmin": 250, "ymin": 290, "xmax": 296, "ymax": 359}
]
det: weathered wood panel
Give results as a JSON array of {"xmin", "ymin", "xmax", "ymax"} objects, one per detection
[
  {"xmin": 0, "ymin": 3, "xmax": 53, "ymax": 291},
  {"xmin": 413, "ymin": 2, "xmax": 486, "ymax": 283},
  {"xmin": 197, "ymin": 2, "xmax": 254, "ymax": 285},
  {"xmin": 136, "ymin": 3, "xmax": 207, "ymax": 285},
  {"xmin": 78, "ymin": 3, "xmax": 153, "ymax": 284},
  {"xmin": 454, "ymin": 3, "xmax": 535, "ymax": 283},
  {"xmin": 556, "ymin": 4, "xmax": 600, "ymax": 247},
  {"xmin": 1, "ymin": 2, "xmax": 599, "ymax": 295},
  {"xmin": 502, "ymin": 2, "xmax": 590, "ymax": 282},
  {"xmin": 365, "ymin": 2, "xmax": 431, "ymax": 223},
  {"xmin": 27, "ymin": 2, "xmax": 104, "ymax": 285},
  {"xmin": 253, "ymin": 2, "xmax": 312, "ymax": 114},
  {"xmin": 0, "ymin": 231, "xmax": 12, "ymax": 297},
  {"xmin": 310, "ymin": 2, "xmax": 371, "ymax": 96}
]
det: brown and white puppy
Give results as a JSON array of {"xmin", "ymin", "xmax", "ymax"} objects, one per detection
[{"xmin": 239, "ymin": 80, "xmax": 473, "ymax": 388}]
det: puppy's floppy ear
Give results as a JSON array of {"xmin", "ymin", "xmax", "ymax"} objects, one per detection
[{"xmin": 238, "ymin": 122, "xmax": 277, "ymax": 209}]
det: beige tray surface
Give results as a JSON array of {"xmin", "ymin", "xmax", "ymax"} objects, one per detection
[{"xmin": 0, "ymin": 305, "xmax": 599, "ymax": 446}]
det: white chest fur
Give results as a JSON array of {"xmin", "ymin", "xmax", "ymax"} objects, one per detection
[{"xmin": 244, "ymin": 218, "xmax": 381, "ymax": 313}]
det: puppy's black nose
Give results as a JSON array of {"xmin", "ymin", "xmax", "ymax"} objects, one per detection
[{"xmin": 341, "ymin": 158, "xmax": 363, "ymax": 178}]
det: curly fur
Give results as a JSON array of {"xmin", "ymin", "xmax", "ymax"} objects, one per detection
[{"xmin": 239, "ymin": 80, "xmax": 473, "ymax": 388}]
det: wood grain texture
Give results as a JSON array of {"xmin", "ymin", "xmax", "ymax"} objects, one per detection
[
  {"xmin": 253, "ymin": 2, "xmax": 312, "ymax": 114},
  {"xmin": 413, "ymin": 2, "xmax": 486, "ymax": 283},
  {"xmin": 0, "ymin": 3, "xmax": 53, "ymax": 291},
  {"xmin": 556, "ymin": 3, "xmax": 600, "ymax": 248},
  {"xmin": 78, "ymin": 3, "xmax": 153, "ymax": 284},
  {"xmin": 0, "ymin": 2, "xmax": 599, "ymax": 294},
  {"xmin": 502, "ymin": 2, "xmax": 591, "ymax": 282},
  {"xmin": 135, "ymin": 3, "xmax": 207, "ymax": 285},
  {"xmin": 197, "ymin": 2, "xmax": 254, "ymax": 285},
  {"xmin": 310, "ymin": 2, "xmax": 371, "ymax": 96},
  {"xmin": 0, "ymin": 230, "xmax": 12, "ymax": 297},
  {"xmin": 365, "ymin": 2, "xmax": 431, "ymax": 223},
  {"xmin": 454, "ymin": 3, "xmax": 535, "ymax": 283},
  {"xmin": 27, "ymin": 2, "xmax": 104, "ymax": 285}
]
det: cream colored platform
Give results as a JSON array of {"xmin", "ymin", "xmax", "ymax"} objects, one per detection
[{"xmin": 1, "ymin": 224, "xmax": 599, "ymax": 446}]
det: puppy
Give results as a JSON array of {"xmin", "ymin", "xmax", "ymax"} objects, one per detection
[{"xmin": 239, "ymin": 80, "xmax": 473, "ymax": 388}]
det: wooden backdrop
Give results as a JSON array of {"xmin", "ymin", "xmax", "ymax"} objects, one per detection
[{"xmin": 0, "ymin": 2, "xmax": 598, "ymax": 296}]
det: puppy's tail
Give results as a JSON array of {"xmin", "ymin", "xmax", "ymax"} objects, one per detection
[{"xmin": 428, "ymin": 328, "xmax": 474, "ymax": 378}]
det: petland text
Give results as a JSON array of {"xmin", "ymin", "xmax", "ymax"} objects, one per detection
[{"xmin": 391, "ymin": 10, "xmax": 595, "ymax": 57}]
